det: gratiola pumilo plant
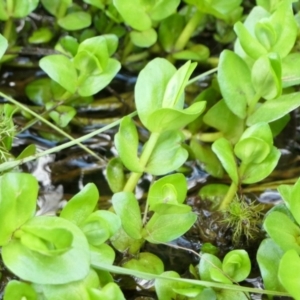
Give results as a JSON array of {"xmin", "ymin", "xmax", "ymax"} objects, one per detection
[
  {"xmin": 0, "ymin": 173, "xmax": 125, "ymax": 299},
  {"xmin": 191, "ymin": 0, "xmax": 300, "ymax": 209},
  {"xmin": 257, "ymin": 178, "xmax": 300, "ymax": 300},
  {"xmin": 36, "ymin": 34, "xmax": 121, "ymax": 128},
  {"xmin": 105, "ymin": 58, "xmax": 206, "ymax": 268}
]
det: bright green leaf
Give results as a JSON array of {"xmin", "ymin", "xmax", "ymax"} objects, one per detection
[
  {"xmin": 130, "ymin": 28, "xmax": 157, "ymax": 47},
  {"xmin": 3, "ymin": 280, "xmax": 37, "ymax": 300},
  {"xmin": 58, "ymin": 12, "xmax": 92, "ymax": 31},
  {"xmin": 0, "ymin": 173, "xmax": 38, "ymax": 246},
  {"xmin": 2, "ymin": 216, "xmax": 90, "ymax": 284},
  {"xmin": 112, "ymin": 192, "xmax": 143, "ymax": 239},
  {"xmin": 212, "ymin": 138, "xmax": 239, "ymax": 185},
  {"xmin": 114, "ymin": 116, "xmax": 143, "ymax": 172},
  {"xmin": 39, "ymin": 55, "xmax": 77, "ymax": 94},
  {"xmin": 60, "ymin": 183, "xmax": 99, "ymax": 226}
]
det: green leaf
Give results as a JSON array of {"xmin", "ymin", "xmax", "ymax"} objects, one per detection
[
  {"xmin": 147, "ymin": 173, "xmax": 187, "ymax": 210},
  {"xmin": 88, "ymin": 282, "xmax": 125, "ymax": 300},
  {"xmin": 2, "ymin": 216, "xmax": 90, "ymax": 284},
  {"xmin": 190, "ymin": 139, "xmax": 224, "ymax": 179},
  {"xmin": 60, "ymin": 183, "xmax": 99, "ymax": 226},
  {"xmin": 47, "ymin": 104, "xmax": 77, "ymax": 127},
  {"xmin": 112, "ymin": 192, "xmax": 143, "ymax": 239},
  {"xmin": 212, "ymin": 138, "xmax": 239, "ymax": 185},
  {"xmin": 0, "ymin": 34, "xmax": 8, "ymax": 60},
  {"xmin": 19, "ymin": 226, "xmax": 73, "ymax": 256},
  {"xmin": 3, "ymin": 280, "xmax": 37, "ymax": 300},
  {"xmin": 199, "ymin": 184, "xmax": 229, "ymax": 209},
  {"xmin": 149, "ymin": 0, "xmax": 180, "ymax": 21},
  {"xmin": 251, "ymin": 53, "xmax": 282, "ymax": 100},
  {"xmin": 135, "ymin": 58, "xmax": 176, "ymax": 129},
  {"xmin": 77, "ymin": 58, "xmax": 121, "ymax": 96},
  {"xmin": 162, "ymin": 61, "xmax": 197, "ymax": 109},
  {"xmin": 254, "ymin": 19, "xmax": 277, "ymax": 51},
  {"xmin": 41, "ymin": 0, "xmax": 71, "ymax": 18},
  {"xmin": 257, "ymin": 238, "xmax": 285, "ymax": 293},
  {"xmin": 83, "ymin": 0, "xmax": 105, "ymax": 9},
  {"xmin": 130, "ymin": 28, "xmax": 157, "ymax": 47},
  {"xmin": 106, "ymin": 157, "xmax": 125, "ymax": 193},
  {"xmin": 123, "ymin": 252, "xmax": 164, "ymax": 275},
  {"xmin": 56, "ymin": 35, "xmax": 79, "ymax": 57},
  {"xmin": 90, "ymin": 244, "xmax": 115, "ymax": 266},
  {"xmin": 144, "ymin": 211, "xmax": 197, "ymax": 243},
  {"xmin": 247, "ymin": 92, "xmax": 300, "ymax": 125},
  {"xmin": 147, "ymin": 101, "xmax": 206, "ymax": 132},
  {"xmin": 264, "ymin": 211, "xmax": 300, "ymax": 254},
  {"xmin": 25, "ymin": 78, "xmax": 52, "ymax": 105},
  {"xmin": 172, "ymin": 44, "xmax": 210, "ymax": 62},
  {"xmin": 222, "ymin": 250, "xmax": 251, "ymax": 282},
  {"xmin": 114, "ymin": 116, "xmax": 143, "ymax": 172},
  {"xmin": 203, "ymin": 99, "xmax": 244, "ymax": 143},
  {"xmin": 39, "ymin": 55, "xmax": 77, "ymax": 94},
  {"xmin": 234, "ymin": 137, "xmax": 270, "ymax": 164},
  {"xmin": 16, "ymin": 144, "xmax": 36, "ymax": 160},
  {"xmin": 234, "ymin": 21, "xmax": 268, "ymax": 60},
  {"xmin": 218, "ymin": 50, "xmax": 255, "ymax": 118},
  {"xmin": 282, "ymin": 53, "xmax": 300, "ymax": 88},
  {"xmin": 28, "ymin": 27, "xmax": 53, "ymax": 44},
  {"xmin": 199, "ymin": 253, "xmax": 231, "ymax": 284},
  {"xmin": 155, "ymin": 271, "xmax": 182, "ymax": 300},
  {"xmin": 158, "ymin": 14, "xmax": 185, "ymax": 52},
  {"xmin": 0, "ymin": 173, "xmax": 38, "ymax": 246},
  {"xmin": 216, "ymin": 289, "xmax": 249, "ymax": 300},
  {"xmin": 278, "ymin": 249, "xmax": 300, "ymax": 300},
  {"xmin": 267, "ymin": 1, "xmax": 297, "ymax": 57},
  {"xmin": 288, "ymin": 178, "xmax": 300, "ymax": 225},
  {"xmin": 241, "ymin": 146, "xmax": 280, "ymax": 184},
  {"xmin": 8, "ymin": 0, "xmax": 39, "ymax": 18},
  {"xmin": 58, "ymin": 11, "xmax": 92, "ymax": 30},
  {"xmin": 145, "ymin": 130, "xmax": 188, "ymax": 176},
  {"xmin": 33, "ymin": 269, "xmax": 99, "ymax": 300},
  {"xmin": 113, "ymin": 0, "xmax": 152, "ymax": 31}
]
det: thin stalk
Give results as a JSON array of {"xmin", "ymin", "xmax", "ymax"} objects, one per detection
[
  {"xmin": 3, "ymin": 18, "xmax": 13, "ymax": 42},
  {"xmin": 248, "ymin": 92, "xmax": 262, "ymax": 116},
  {"xmin": 123, "ymin": 132, "xmax": 160, "ymax": 192},
  {"xmin": 219, "ymin": 181, "xmax": 238, "ymax": 210},
  {"xmin": 187, "ymin": 67, "xmax": 218, "ymax": 85},
  {"xmin": 0, "ymin": 92, "xmax": 104, "ymax": 161},
  {"xmin": 0, "ymin": 111, "xmax": 137, "ymax": 172},
  {"xmin": 174, "ymin": 11, "xmax": 204, "ymax": 52}
]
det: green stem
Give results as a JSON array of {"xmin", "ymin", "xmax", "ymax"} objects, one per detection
[
  {"xmin": 187, "ymin": 67, "xmax": 218, "ymax": 85},
  {"xmin": 174, "ymin": 11, "xmax": 204, "ymax": 52},
  {"xmin": 121, "ymin": 37, "xmax": 133, "ymax": 64},
  {"xmin": 123, "ymin": 132, "xmax": 160, "ymax": 192},
  {"xmin": 3, "ymin": 18, "xmax": 13, "ymax": 42},
  {"xmin": 219, "ymin": 181, "xmax": 238, "ymax": 210},
  {"xmin": 248, "ymin": 92, "xmax": 262, "ymax": 116}
]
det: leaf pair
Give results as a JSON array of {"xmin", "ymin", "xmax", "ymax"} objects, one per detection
[
  {"xmin": 113, "ymin": 0, "xmax": 180, "ymax": 47},
  {"xmin": 39, "ymin": 35, "xmax": 121, "ymax": 97},
  {"xmin": 212, "ymin": 123, "xmax": 281, "ymax": 185},
  {"xmin": 135, "ymin": 58, "xmax": 206, "ymax": 133}
]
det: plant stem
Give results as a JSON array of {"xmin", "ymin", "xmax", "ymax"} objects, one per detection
[
  {"xmin": 174, "ymin": 10, "xmax": 204, "ymax": 52},
  {"xmin": 123, "ymin": 132, "xmax": 160, "ymax": 192},
  {"xmin": 219, "ymin": 181, "xmax": 238, "ymax": 210},
  {"xmin": 248, "ymin": 92, "xmax": 262, "ymax": 116},
  {"xmin": 3, "ymin": 18, "xmax": 13, "ymax": 42},
  {"xmin": 187, "ymin": 67, "xmax": 218, "ymax": 85}
]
